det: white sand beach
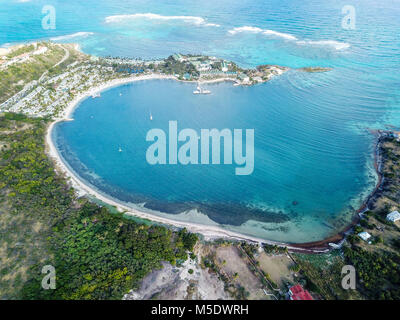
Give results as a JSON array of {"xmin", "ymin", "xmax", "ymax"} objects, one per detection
[
  {"xmin": 45, "ymin": 74, "xmax": 320, "ymax": 252},
  {"xmin": 0, "ymin": 48, "xmax": 10, "ymax": 56}
]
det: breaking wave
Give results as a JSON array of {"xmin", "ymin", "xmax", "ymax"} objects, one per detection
[
  {"xmin": 50, "ymin": 32, "xmax": 94, "ymax": 41},
  {"xmin": 104, "ymin": 13, "xmax": 220, "ymax": 27},
  {"xmin": 228, "ymin": 26, "xmax": 297, "ymax": 41},
  {"xmin": 228, "ymin": 26, "xmax": 350, "ymax": 50},
  {"xmin": 296, "ymin": 40, "xmax": 351, "ymax": 51}
]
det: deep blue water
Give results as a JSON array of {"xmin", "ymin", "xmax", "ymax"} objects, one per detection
[{"xmin": 3, "ymin": 0, "xmax": 400, "ymax": 242}]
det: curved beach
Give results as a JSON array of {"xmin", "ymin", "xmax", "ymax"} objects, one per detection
[
  {"xmin": 45, "ymin": 75, "xmax": 305, "ymax": 250},
  {"xmin": 45, "ymin": 74, "xmax": 380, "ymax": 253}
]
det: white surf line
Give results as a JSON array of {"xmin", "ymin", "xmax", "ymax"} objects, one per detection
[
  {"xmin": 104, "ymin": 13, "xmax": 220, "ymax": 27},
  {"xmin": 50, "ymin": 32, "xmax": 95, "ymax": 42},
  {"xmin": 228, "ymin": 25, "xmax": 350, "ymax": 50}
]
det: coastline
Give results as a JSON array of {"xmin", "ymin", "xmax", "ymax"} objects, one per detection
[
  {"xmin": 45, "ymin": 74, "xmax": 381, "ymax": 253},
  {"xmin": 290, "ymin": 131, "xmax": 384, "ymax": 251}
]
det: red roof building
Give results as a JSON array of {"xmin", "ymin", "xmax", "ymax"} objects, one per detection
[{"xmin": 288, "ymin": 285, "xmax": 313, "ymax": 300}]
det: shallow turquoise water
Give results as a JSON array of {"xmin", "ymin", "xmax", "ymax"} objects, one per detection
[
  {"xmin": 3, "ymin": 0, "xmax": 400, "ymax": 242},
  {"xmin": 53, "ymin": 78, "xmax": 376, "ymax": 242}
]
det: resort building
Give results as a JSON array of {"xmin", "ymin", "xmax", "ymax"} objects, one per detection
[
  {"xmin": 288, "ymin": 285, "xmax": 313, "ymax": 300},
  {"xmin": 172, "ymin": 53, "xmax": 184, "ymax": 62},
  {"xmin": 238, "ymin": 73, "xmax": 250, "ymax": 83},
  {"xmin": 387, "ymin": 210, "xmax": 400, "ymax": 223},
  {"xmin": 198, "ymin": 62, "xmax": 212, "ymax": 72},
  {"xmin": 221, "ymin": 61, "xmax": 229, "ymax": 72},
  {"xmin": 358, "ymin": 231, "xmax": 371, "ymax": 242}
]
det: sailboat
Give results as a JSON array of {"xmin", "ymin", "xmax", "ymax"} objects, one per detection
[
  {"xmin": 150, "ymin": 112, "xmax": 153, "ymax": 121},
  {"xmin": 193, "ymin": 83, "xmax": 211, "ymax": 95}
]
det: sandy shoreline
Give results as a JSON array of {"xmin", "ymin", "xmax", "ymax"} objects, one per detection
[
  {"xmin": 45, "ymin": 73, "xmax": 376, "ymax": 253},
  {"xmin": 45, "ymin": 74, "xmax": 317, "ymax": 252}
]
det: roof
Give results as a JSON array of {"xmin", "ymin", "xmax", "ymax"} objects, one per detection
[
  {"xmin": 289, "ymin": 285, "xmax": 313, "ymax": 300},
  {"xmin": 172, "ymin": 53, "xmax": 183, "ymax": 60},
  {"xmin": 358, "ymin": 231, "xmax": 371, "ymax": 241},
  {"xmin": 387, "ymin": 211, "xmax": 400, "ymax": 222}
]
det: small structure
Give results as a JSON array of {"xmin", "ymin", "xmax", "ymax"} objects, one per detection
[
  {"xmin": 288, "ymin": 285, "xmax": 313, "ymax": 300},
  {"xmin": 358, "ymin": 231, "xmax": 371, "ymax": 242},
  {"xmin": 387, "ymin": 210, "xmax": 400, "ymax": 223},
  {"xmin": 198, "ymin": 62, "xmax": 211, "ymax": 72},
  {"xmin": 172, "ymin": 53, "xmax": 184, "ymax": 62},
  {"xmin": 238, "ymin": 73, "xmax": 250, "ymax": 83},
  {"xmin": 221, "ymin": 61, "xmax": 228, "ymax": 72}
]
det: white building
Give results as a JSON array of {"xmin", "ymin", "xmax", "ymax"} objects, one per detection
[
  {"xmin": 198, "ymin": 62, "xmax": 211, "ymax": 72},
  {"xmin": 387, "ymin": 210, "xmax": 400, "ymax": 223},
  {"xmin": 358, "ymin": 231, "xmax": 371, "ymax": 242},
  {"xmin": 32, "ymin": 46, "xmax": 48, "ymax": 56},
  {"xmin": 221, "ymin": 61, "xmax": 228, "ymax": 72}
]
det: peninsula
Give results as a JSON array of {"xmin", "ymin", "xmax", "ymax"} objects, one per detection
[{"xmin": 0, "ymin": 41, "xmax": 328, "ymax": 118}]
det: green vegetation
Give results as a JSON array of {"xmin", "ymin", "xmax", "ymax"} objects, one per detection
[
  {"xmin": 158, "ymin": 56, "xmax": 199, "ymax": 78},
  {"xmin": 5, "ymin": 44, "xmax": 35, "ymax": 59},
  {"xmin": 0, "ymin": 113, "xmax": 198, "ymax": 299},
  {"xmin": 341, "ymin": 137, "xmax": 400, "ymax": 300},
  {"xmin": 240, "ymin": 242, "xmax": 258, "ymax": 259},
  {"xmin": 293, "ymin": 251, "xmax": 361, "ymax": 300},
  {"xmin": 343, "ymin": 246, "xmax": 400, "ymax": 299},
  {"xmin": 263, "ymin": 244, "xmax": 288, "ymax": 255},
  {"xmin": 293, "ymin": 136, "xmax": 400, "ymax": 300}
]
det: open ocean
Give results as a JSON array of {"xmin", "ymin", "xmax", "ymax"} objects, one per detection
[{"xmin": 3, "ymin": 0, "xmax": 400, "ymax": 242}]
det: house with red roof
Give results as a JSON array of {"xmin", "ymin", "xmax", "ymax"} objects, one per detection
[{"xmin": 288, "ymin": 285, "xmax": 313, "ymax": 300}]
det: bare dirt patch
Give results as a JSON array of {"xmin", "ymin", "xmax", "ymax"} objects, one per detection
[
  {"xmin": 214, "ymin": 245, "xmax": 265, "ymax": 300},
  {"xmin": 123, "ymin": 243, "xmax": 229, "ymax": 300},
  {"xmin": 257, "ymin": 252, "xmax": 294, "ymax": 286}
]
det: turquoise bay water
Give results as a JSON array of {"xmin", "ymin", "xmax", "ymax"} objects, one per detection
[{"xmin": 3, "ymin": 0, "xmax": 400, "ymax": 242}]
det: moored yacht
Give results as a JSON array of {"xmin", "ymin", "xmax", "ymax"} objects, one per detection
[{"xmin": 193, "ymin": 83, "xmax": 211, "ymax": 94}]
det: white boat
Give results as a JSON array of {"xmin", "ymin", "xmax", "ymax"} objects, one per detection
[
  {"xmin": 150, "ymin": 113, "xmax": 153, "ymax": 121},
  {"xmin": 193, "ymin": 83, "xmax": 211, "ymax": 95},
  {"xmin": 92, "ymin": 92, "xmax": 101, "ymax": 98},
  {"xmin": 118, "ymin": 147, "xmax": 122, "ymax": 152}
]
